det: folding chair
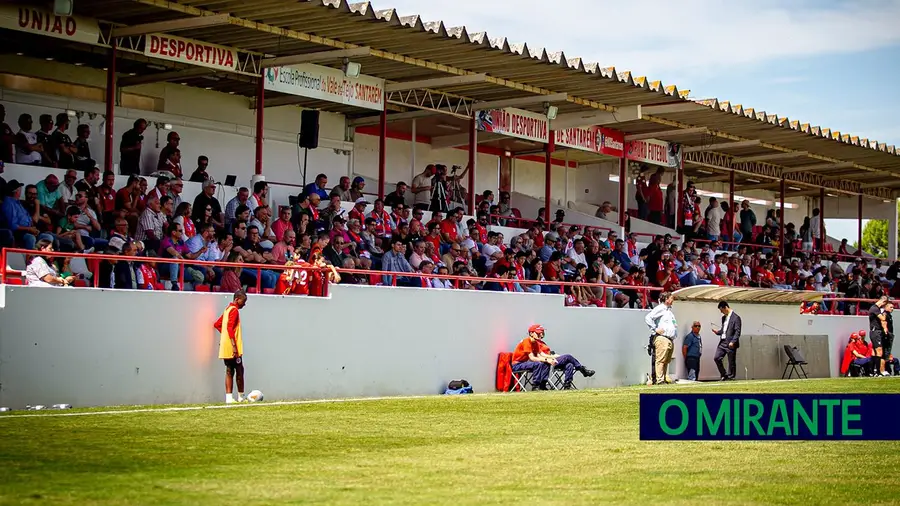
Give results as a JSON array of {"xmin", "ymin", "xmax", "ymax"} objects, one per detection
[
  {"xmin": 510, "ymin": 369, "xmax": 533, "ymax": 392},
  {"xmin": 782, "ymin": 345, "xmax": 810, "ymax": 379},
  {"xmin": 548, "ymin": 367, "xmax": 576, "ymax": 390}
]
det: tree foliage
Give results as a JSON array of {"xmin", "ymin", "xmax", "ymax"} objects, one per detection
[{"xmin": 856, "ymin": 201, "xmax": 899, "ymax": 258}]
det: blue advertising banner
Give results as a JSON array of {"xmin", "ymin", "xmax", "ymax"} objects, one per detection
[{"xmin": 640, "ymin": 394, "xmax": 900, "ymax": 440}]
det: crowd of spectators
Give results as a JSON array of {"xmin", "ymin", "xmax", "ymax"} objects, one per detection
[{"xmin": 1, "ymin": 115, "xmax": 896, "ymax": 309}]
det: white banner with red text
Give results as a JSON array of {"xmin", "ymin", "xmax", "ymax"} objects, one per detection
[
  {"xmin": 626, "ymin": 138, "xmax": 682, "ymax": 168},
  {"xmin": 144, "ymin": 33, "xmax": 239, "ymax": 72},
  {"xmin": 476, "ymin": 108, "xmax": 549, "ymax": 143},
  {"xmin": 554, "ymin": 126, "xmax": 625, "ymax": 158},
  {"xmin": 263, "ymin": 63, "xmax": 385, "ymax": 111},
  {"xmin": 0, "ymin": 4, "xmax": 100, "ymax": 45}
]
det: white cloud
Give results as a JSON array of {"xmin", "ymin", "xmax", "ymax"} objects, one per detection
[{"xmin": 376, "ymin": 0, "xmax": 900, "ymax": 80}]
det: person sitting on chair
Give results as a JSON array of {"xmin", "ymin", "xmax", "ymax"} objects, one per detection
[
  {"xmin": 841, "ymin": 332, "xmax": 873, "ymax": 377},
  {"xmin": 511, "ymin": 324, "xmax": 594, "ymax": 390},
  {"xmin": 534, "ymin": 331, "xmax": 595, "ymax": 390}
]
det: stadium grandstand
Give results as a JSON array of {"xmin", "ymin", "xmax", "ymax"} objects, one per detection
[{"xmin": 0, "ymin": 0, "xmax": 898, "ymax": 397}]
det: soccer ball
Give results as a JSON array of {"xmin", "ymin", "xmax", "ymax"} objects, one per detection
[{"xmin": 247, "ymin": 390, "xmax": 264, "ymax": 402}]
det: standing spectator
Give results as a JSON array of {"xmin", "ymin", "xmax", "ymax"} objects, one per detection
[
  {"xmin": 705, "ymin": 197, "xmax": 724, "ymax": 241},
  {"xmin": 50, "ymin": 113, "xmax": 76, "ymax": 169},
  {"xmin": 14, "ymin": 113, "xmax": 43, "ymax": 165},
  {"xmin": 0, "ymin": 104, "xmax": 14, "ymax": 163},
  {"xmin": 119, "ymin": 118, "xmax": 147, "ymax": 175},
  {"xmin": 737, "ymin": 200, "xmax": 755, "ymax": 244},
  {"xmin": 635, "ymin": 166, "xmax": 649, "ymax": 220},
  {"xmin": 645, "ymin": 291, "xmax": 677, "ymax": 385},
  {"xmin": 36, "ymin": 114, "xmax": 54, "ymax": 166},
  {"xmin": 161, "ymin": 148, "xmax": 182, "ymax": 178},
  {"xmin": 683, "ymin": 322, "xmax": 703, "ymax": 381},
  {"xmin": 411, "ymin": 165, "xmax": 435, "ymax": 211},
  {"xmin": 73, "ymin": 124, "xmax": 95, "ymax": 172},
  {"xmin": 647, "ymin": 166, "xmax": 665, "ymax": 225},
  {"xmin": 810, "ymin": 208, "xmax": 823, "ymax": 250}
]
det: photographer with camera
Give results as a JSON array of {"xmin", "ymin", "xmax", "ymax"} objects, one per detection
[{"xmin": 429, "ymin": 163, "xmax": 470, "ymax": 213}]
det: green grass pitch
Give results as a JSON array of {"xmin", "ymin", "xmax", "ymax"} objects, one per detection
[{"xmin": 1, "ymin": 379, "xmax": 899, "ymax": 505}]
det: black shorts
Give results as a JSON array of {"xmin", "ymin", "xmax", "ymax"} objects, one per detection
[
  {"xmin": 870, "ymin": 333, "xmax": 884, "ymax": 349},
  {"xmin": 223, "ymin": 357, "xmax": 243, "ymax": 371},
  {"xmin": 883, "ymin": 334, "xmax": 894, "ymax": 356}
]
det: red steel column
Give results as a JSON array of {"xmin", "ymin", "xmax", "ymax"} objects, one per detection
[
  {"xmin": 254, "ymin": 71, "xmax": 265, "ymax": 175},
  {"xmin": 104, "ymin": 40, "xmax": 117, "ymax": 173},
  {"xmin": 378, "ymin": 103, "xmax": 387, "ymax": 200},
  {"xmin": 858, "ymin": 194, "xmax": 863, "ymax": 256},
  {"xmin": 467, "ymin": 113, "xmax": 476, "ymax": 212},
  {"xmin": 779, "ymin": 177, "xmax": 786, "ymax": 258},
  {"xmin": 729, "ymin": 170, "xmax": 735, "ymax": 236},
  {"xmin": 618, "ymin": 156, "xmax": 627, "ymax": 229},
  {"xmin": 819, "ymin": 187, "xmax": 826, "ymax": 251},
  {"xmin": 543, "ymin": 133, "xmax": 554, "ymax": 225}
]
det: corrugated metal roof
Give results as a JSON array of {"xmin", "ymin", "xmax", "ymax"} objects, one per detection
[
  {"xmin": 38, "ymin": 0, "xmax": 900, "ymax": 193},
  {"xmin": 674, "ymin": 285, "xmax": 826, "ymax": 304}
]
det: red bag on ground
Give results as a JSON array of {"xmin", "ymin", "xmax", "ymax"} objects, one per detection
[{"xmin": 496, "ymin": 352, "xmax": 513, "ymax": 392}]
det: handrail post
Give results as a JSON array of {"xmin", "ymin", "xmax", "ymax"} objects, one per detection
[
  {"xmin": 93, "ymin": 258, "xmax": 100, "ymax": 288},
  {"xmin": 1, "ymin": 247, "xmax": 6, "ymax": 284},
  {"xmin": 255, "ymin": 268, "xmax": 262, "ymax": 293},
  {"xmin": 322, "ymin": 268, "xmax": 330, "ymax": 297},
  {"xmin": 178, "ymin": 261, "xmax": 185, "ymax": 291}
]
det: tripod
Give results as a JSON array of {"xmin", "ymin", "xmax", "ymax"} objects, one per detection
[{"xmin": 446, "ymin": 167, "xmax": 467, "ymax": 211}]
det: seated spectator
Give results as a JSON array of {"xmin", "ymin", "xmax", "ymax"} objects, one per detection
[
  {"xmin": 384, "ymin": 181, "xmax": 408, "ymax": 208},
  {"xmin": 185, "ymin": 223, "xmax": 219, "ymax": 284},
  {"xmin": 159, "ymin": 222, "xmax": 205, "ymax": 290},
  {"xmin": 2, "ymin": 180, "xmax": 54, "ymax": 249},
  {"xmin": 350, "ymin": 176, "xmax": 366, "ymax": 201},
  {"xmin": 271, "ymin": 206, "xmax": 293, "ymax": 242},
  {"xmin": 188, "ymin": 155, "xmax": 210, "ymax": 182},
  {"xmin": 512, "ymin": 324, "xmax": 594, "ymax": 391},
  {"xmin": 330, "ymin": 176, "xmax": 352, "ymax": 201},
  {"xmin": 220, "ymin": 252, "xmax": 244, "ymax": 293},
  {"xmin": 135, "ymin": 197, "xmax": 167, "ymax": 253},
  {"xmin": 271, "ymin": 230, "xmax": 296, "ymax": 265},
  {"xmin": 303, "ymin": 173, "xmax": 329, "ymax": 200},
  {"xmin": 25, "ymin": 239, "xmax": 74, "ymax": 286},
  {"xmin": 173, "ymin": 202, "xmax": 195, "ymax": 239},
  {"xmin": 225, "ymin": 187, "xmax": 250, "ymax": 228},
  {"xmin": 841, "ymin": 332, "xmax": 873, "ymax": 376},
  {"xmin": 114, "ymin": 240, "xmax": 140, "ymax": 289},
  {"xmin": 249, "ymin": 205, "xmax": 275, "ymax": 245},
  {"xmin": 381, "ymin": 237, "xmax": 414, "ymax": 286},
  {"xmin": 430, "ymin": 264, "xmax": 453, "ymax": 289},
  {"xmin": 55, "ymin": 206, "xmax": 90, "ymax": 252}
]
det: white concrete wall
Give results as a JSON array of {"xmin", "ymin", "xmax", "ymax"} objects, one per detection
[
  {"xmin": 0, "ymin": 283, "xmax": 864, "ymax": 408},
  {"xmin": 671, "ymin": 301, "xmax": 864, "ymax": 381},
  {"xmin": 0, "ymin": 56, "xmax": 350, "ymax": 189},
  {"xmin": 0, "ymin": 284, "xmax": 650, "ymax": 407}
]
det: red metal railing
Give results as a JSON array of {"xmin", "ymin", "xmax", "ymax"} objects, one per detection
[
  {"xmin": 690, "ymin": 237, "xmax": 888, "ymax": 263},
  {"xmin": 1, "ymin": 248, "xmax": 662, "ymax": 306}
]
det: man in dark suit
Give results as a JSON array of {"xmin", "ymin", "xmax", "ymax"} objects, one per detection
[{"xmin": 713, "ymin": 300, "xmax": 741, "ymax": 380}]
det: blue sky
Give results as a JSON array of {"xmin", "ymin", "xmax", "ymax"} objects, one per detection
[{"xmin": 379, "ymin": 0, "xmax": 900, "ymax": 146}]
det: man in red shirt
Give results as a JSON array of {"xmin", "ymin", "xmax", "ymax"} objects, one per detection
[
  {"xmin": 213, "ymin": 290, "xmax": 247, "ymax": 404},
  {"xmin": 511, "ymin": 324, "xmax": 553, "ymax": 390},
  {"xmin": 648, "ymin": 166, "xmax": 665, "ymax": 225},
  {"xmin": 512, "ymin": 324, "xmax": 594, "ymax": 390}
]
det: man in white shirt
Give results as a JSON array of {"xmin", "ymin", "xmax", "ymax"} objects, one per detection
[
  {"xmin": 705, "ymin": 197, "xmax": 725, "ymax": 241},
  {"xmin": 644, "ymin": 291, "xmax": 677, "ymax": 385},
  {"xmin": 481, "ymin": 232, "xmax": 503, "ymax": 270},
  {"xmin": 567, "ymin": 238, "xmax": 587, "ymax": 266},
  {"xmin": 411, "ymin": 164, "xmax": 435, "ymax": 211}
]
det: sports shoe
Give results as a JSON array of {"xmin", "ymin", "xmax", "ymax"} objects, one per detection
[
  {"xmin": 225, "ymin": 396, "xmax": 236, "ymax": 404},
  {"xmin": 881, "ymin": 371, "xmax": 891, "ymax": 377}
]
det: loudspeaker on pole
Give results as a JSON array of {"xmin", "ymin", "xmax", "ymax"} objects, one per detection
[{"xmin": 299, "ymin": 110, "xmax": 320, "ymax": 149}]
